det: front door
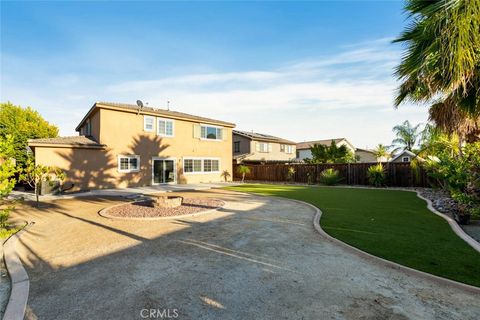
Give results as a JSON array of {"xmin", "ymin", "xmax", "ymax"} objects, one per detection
[{"xmin": 152, "ymin": 158, "xmax": 176, "ymax": 184}]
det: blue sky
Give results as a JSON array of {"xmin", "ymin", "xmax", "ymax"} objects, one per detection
[{"xmin": 1, "ymin": 1, "xmax": 428, "ymax": 148}]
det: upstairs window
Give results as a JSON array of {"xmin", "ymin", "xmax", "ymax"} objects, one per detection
[
  {"xmin": 144, "ymin": 116, "xmax": 155, "ymax": 132},
  {"xmin": 256, "ymin": 142, "xmax": 271, "ymax": 153},
  {"xmin": 157, "ymin": 118, "xmax": 174, "ymax": 137},
  {"xmin": 280, "ymin": 144, "xmax": 293, "ymax": 154},
  {"xmin": 234, "ymin": 141, "xmax": 240, "ymax": 153},
  {"xmin": 201, "ymin": 125, "xmax": 223, "ymax": 140},
  {"xmin": 118, "ymin": 155, "xmax": 140, "ymax": 173},
  {"xmin": 83, "ymin": 119, "xmax": 92, "ymax": 136},
  {"xmin": 402, "ymin": 156, "xmax": 410, "ymax": 162}
]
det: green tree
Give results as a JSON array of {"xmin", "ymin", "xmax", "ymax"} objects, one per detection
[
  {"xmin": 391, "ymin": 120, "xmax": 422, "ymax": 152},
  {"xmin": 393, "ymin": 0, "xmax": 480, "ymax": 140},
  {"xmin": 309, "ymin": 141, "xmax": 355, "ymax": 164},
  {"xmin": 0, "ymin": 102, "xmax": 58, "ymax": 167},
  {"xmin": 237, "ymin": 165, "xmax": 251, "ymax": 183},
  {"xmin": 0, "ymin": 135, "xmax": 18, "ymax": 229},
  {"xmin": 373, "ymin": 144, "xmax": 391, "ymax": 162},
  {"xmin": 20, "ymin": 157, "xmax": 65, "ymax": 207}
]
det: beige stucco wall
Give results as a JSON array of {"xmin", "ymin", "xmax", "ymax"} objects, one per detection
[
  {"xmin": 34, "ymin": 147, "xmax": 118, "ymax": 190},
  {"xmin": 243, "ymin": 141, "xmax": 296, "ymax": 162},
  {"xmin": 356, "ymin": 150, "xmax": 377, "ymax": 163},
  {"xmin": 33, "ymin": 107, "xmax": 233, "ymax": 191}
]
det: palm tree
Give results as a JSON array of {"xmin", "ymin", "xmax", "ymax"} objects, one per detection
[
  {"xmin": 391, "ymin": 120, "xmax": 422, "ymax": 152},
  {"xmin": 429, "ymin": 100, "xmax": 480, "ymax": 144},
  {"xmin": 393, "ymin": 0, "xmax": 480, "ymax": 140},
  {"xmin": 220, "ymin": 170, "xmax": 231, "ymax": 182},
  {"xmin": 237, "ymin": 165, "xmax": 250, "ymax": 183},
  {"xmin": 373, "ymin": 144, "xmax": 390, "ymax": 162}
]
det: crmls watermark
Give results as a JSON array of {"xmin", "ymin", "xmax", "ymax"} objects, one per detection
[{"xmin": 140, "ymin": 308, "xmax": 179, "ymax": 319}]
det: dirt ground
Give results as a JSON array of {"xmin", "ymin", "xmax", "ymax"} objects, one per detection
[
  {"xmin": 0, "ymin": 242, "xmax": 10, "ymax": 319},
  {"xmin": 6, "ymin": 189, "xmax": 480, "ymax": 320}
]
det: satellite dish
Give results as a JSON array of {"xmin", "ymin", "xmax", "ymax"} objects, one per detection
[{"xmin": 136, "ymin": 100, "xmax": 144, "ymax": 108}]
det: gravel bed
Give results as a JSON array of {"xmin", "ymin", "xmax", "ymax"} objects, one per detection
[
  {"xmin": 415, "ymin": 187, "xmax": 480, "ymax": 243},
  {"xmin": 106, "ymin": 198, "xmax": 224, "ymax": 218}
]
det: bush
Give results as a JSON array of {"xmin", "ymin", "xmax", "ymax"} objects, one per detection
[
  {"xmin": 319, "ymin": 168, "xmax": 342, "ymax": 186},
  {"xmin": 424, "ymin": 141, "xmax": 480, "ymax": 218},
  {"xmin": 367, "ymin": 164, "xmax": 386, "ymax": 187},
  {"xmin": 286, "ymin": 167, "xmax": 296, "ymax": 182}
]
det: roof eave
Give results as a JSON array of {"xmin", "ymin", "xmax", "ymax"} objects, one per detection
[
  {"xmin": 28, "ymin": 142, "xmax": 106, "ymax": 149},
  {"xmin": 82, "ymin": 103, "xmax": 236, "ymax": 128}
]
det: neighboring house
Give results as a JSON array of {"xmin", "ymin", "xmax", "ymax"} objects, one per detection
[
  {"xmin": 355, "ymin": 148, "xmax": 390, "ymax": 163},
  {"xmin": 28, "ymin": 102, "xmax": 235, "ymax": 191},
  {"xmin": 232, "ymin": 130, "xmax": 296, "ymax": 163},
  {"xmin": 390, "ymin": 149, "xmax": 420, "ymax": 163},
  {"xmin": 355, "ymin": 148, "xmax": 378, "ymax": 163},
  {"xmin": 296, "ymin": 138, "xmax": 356, "ymax": 161}
]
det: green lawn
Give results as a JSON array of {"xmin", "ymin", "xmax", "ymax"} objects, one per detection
[{"xmin": 226, "ymin": 184, "xmax": 480, "ymax": 287}]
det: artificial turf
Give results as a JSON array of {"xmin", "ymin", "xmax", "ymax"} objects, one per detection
[{"xmin": 226, "ymin": 184, "xmax": 480, "ymax": 288}]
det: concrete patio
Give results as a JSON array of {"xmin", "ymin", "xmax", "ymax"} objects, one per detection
[{"xmin": 7, "ymin": 189, "xmax": 480, "ymax": 319}]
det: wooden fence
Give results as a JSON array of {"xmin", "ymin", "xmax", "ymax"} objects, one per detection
[{"xmin": 233, "ymin": 162, "xmax": 430, "ymax": 187}]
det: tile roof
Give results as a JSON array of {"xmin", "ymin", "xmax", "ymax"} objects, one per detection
[
  {"xmin": 76, "ymin": 102, "xmax": 235, "ymax": 130},
  {"xmin": 233, "ymin": 130, "xmax": 296, "ymax": 144},
  {"xmin": 355, "ymin": 148, "xmax": 375, "ymax": 153},
  {"xmin": 28, "ymin": 136, "xmax": 105, "ymax": 147},
  {"xmin": 296, "ymin": 138, "xmax": 346, "ymax": 150}
]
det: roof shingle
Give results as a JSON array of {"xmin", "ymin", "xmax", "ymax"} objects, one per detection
[
  {"xmin": 296, "ymin": 138, "xmax": 346, "ymax": 150},
  {"xmin": 76, "ymin": 102, "xmax": 235, "ymax": 131},
  {"xmin": 28, "ymin": 136, "xmax": 105, "ymax": 147},
  {"xmin": 233, "ymin": 130, "xmax": 295, "ymax": 144}
]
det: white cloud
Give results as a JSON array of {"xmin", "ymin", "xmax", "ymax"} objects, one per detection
[{"xmin": 1, "ymin": 37, "xmax": 428, "ymax": 148}]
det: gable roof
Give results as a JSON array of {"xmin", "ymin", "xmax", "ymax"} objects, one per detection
[
  {"xmin": 75, "ymin": 102, "xmax": 236, "ymax": 131},
  {"xmin": 233, "ymin": 130, "xmax": 296, "ymax": 144},
  {"xmin": 390, "ymin": 149, "xmax": 419, "ymax": 162},
  {"xmin": 355, "ymin": 148, "xmax": 375, "ymax": 154},
  {"xmin": 296, "ymin": 138, "xmax": 352, "ymax": 150},
  {"xmin": 28, "ymin": 136, "xmax": 105, "ymax": 149}
]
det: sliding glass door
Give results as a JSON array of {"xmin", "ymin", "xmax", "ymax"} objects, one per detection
[{"xmin": 152, "ymin": 158, "xmax": 176, "ymax": 184}]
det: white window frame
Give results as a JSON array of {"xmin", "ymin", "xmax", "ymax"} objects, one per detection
[
  {"xmin": 281, "ymin": 144, "xmax": 293, "ymax": 154},
  {"xmin": 157, "ymin": 117, "xmax": 175, "ymax": 137},
  {"xmin": 402, "ymin": 156, "xmax": 410, "ymax": 162},
  {"xmin": 200, "ymin": 124, "xmax": 223, "ymax": 141},
  {"xmin": 151, "ymin": 157, "xmax": 177, "ymax": 185},
  {"xmin": 144, "ymin": 115, "xmax": 155, "ymax": 132},
  {"xmin": 118, "ymin": 155, "xmax": 140, "ymax": 173},
  {"xmin": 183, "ymin": 157, "xmax": 221, "ymax": 174},
  {"xmin": 257, "ymin": 142, "xmax": 270, "ymax": 153}
]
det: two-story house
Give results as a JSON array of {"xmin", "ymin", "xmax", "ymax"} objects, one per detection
[
  {"xmin": 232, "ymin": 130, "xmax": 296, "ymax": 163},
  {"xmin": 296, "ymin": 138, "xmax": 356, "ymax": 161},
  {"xmin": 28, "ymin": 102, "xmax": 235, "ymax": 191}
]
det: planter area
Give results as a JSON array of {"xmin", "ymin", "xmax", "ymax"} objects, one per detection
[{"xmin": 101, "ymin": 197, "xmax": 224, "ymax": 219}]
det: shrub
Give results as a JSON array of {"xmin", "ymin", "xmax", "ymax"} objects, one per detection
[
  {"xmin": 423, "ymin": 141, "xmax": 480, "ymax": 218},
  {"xmin": 319, "ymin": 168, "xmax": 342, "ymax": 186},
  {"xmin": 286, "ymin": 166, "xmax": 296, "ymax": 182},
  {"xmin": 306, "ymin": 172, "xmax": 314, "ymax": 185},
  {"xmin": 220, "ymin": 170, "xmax": 231, "ymax": 182},
  {"xmin": 367, "ymin": 164, "xmax": 386, "ymax": 187}
]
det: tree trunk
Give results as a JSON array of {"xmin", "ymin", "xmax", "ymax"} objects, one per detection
[
  {"xmin": 242, "ymin": 173, "xmax": 245, "ymax": 183},
  {"xmin": 35, "ymin": 182, "xmax": 40, "ymax": 207}
]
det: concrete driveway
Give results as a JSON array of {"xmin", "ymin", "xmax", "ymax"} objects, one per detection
[{"xmin": 11, "ymin": 189, "xmax": 480, "ymax": 319}]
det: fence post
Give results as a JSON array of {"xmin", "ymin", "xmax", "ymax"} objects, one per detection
[{"xmin": 347, "ymin": 163, "xmax": 351, "ymax": 185}]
